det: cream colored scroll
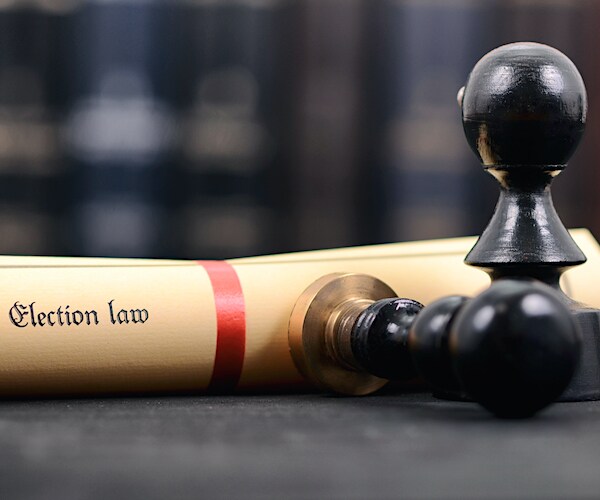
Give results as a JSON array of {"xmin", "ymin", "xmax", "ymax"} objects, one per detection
[{"xmin": 0, "ymin": 228, "xmax": 597, "ymax": 397}]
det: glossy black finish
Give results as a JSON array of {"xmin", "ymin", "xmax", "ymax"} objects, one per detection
[
  {"xmin": 462, "ymin": 42, "xmax": 587, "ymax": 167},
  {"xmin": 349, "ymin": 279, "xmax": 578, "ymax": 416},
  {"xmin": 408, "ymin": 296, "xmax": 469, "ymax": 396},
  {"xmin": 460, "ymin": 42, "xmax": 600, "ymax": 402},
  {"xmin": 452, "ymin": 279, "xmax": 581, "ymax": 418},
  {"xmin": 461, "ymin": 42, "xmax": 587, "ymax": 282},
  {"xmin": 464, "ymin": 168, "xmax": 586, "ymax": 279},
  {"xmin": 351, "ymin": 298, "xmax": 422, "ymax": 380},
  {"xmin": 346, "ymin": 42, "xmax": 591, "ymax": 415}
]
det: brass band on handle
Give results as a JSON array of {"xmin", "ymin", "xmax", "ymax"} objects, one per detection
[{"xmin": 288, "ymin": 273, "xmax": 397, "ymax": 396}]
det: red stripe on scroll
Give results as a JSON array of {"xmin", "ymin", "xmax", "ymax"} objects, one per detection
[{"xmin": 197, "ymin": 261, "xmax": 246, "ymax": 392}]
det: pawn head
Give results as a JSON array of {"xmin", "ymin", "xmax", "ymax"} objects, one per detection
[{"xmin": 460, "ymin": 42, "xmax": 587, "ymax": 167}]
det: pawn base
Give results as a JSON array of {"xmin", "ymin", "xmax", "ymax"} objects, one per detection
[
  {"xmin": 559, "ymin": 308, "xmax": 600, "ymax": 401},
  {"xmin": 432, "ymin": 389, "xmax": 470, "ymax": 402}
]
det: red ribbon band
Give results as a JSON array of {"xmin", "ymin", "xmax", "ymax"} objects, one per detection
[{"xmin": 197, "ymin": 261, "xmax": 246, "ymax": 393}]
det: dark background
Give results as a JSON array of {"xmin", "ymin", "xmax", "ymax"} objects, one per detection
[{"xmin": 2, "ymin": 0, "xmax": 599, "ymax": 260}]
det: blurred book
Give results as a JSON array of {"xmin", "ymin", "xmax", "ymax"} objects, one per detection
[
  {"xmin": 62, "ymin": 0, "xmax": 178, "ymax": 257},
  {"xmin": 363, "ymin": 0, "xmax": 499, "ymax": 244},
  {"xmin": 288, "ymin": 0, "xmax": 366, "ymax": 251},
  {"xmin": 171, "ymin": 0, "xmax": 297, "ymax": 259},
  {"xmin": 0, "ymin": 1, "xmax": 72, "ymax": 255},
  {"xmin": 583, "ymin": 0, "xmax": 600, "ymax": 241}
]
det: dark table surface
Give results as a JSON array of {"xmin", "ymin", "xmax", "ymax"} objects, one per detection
[{"xmin": 1, "ymin": 391, "xmax": 599, "ymax": 499}]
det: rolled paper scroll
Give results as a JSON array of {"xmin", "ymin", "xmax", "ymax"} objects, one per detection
[{"xmin": 0, "ymin": 229, "xmax": 596, "ymax": 397}]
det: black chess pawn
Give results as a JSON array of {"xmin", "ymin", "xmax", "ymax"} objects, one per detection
[
  {"xmin": 289, "ymin": 273, "xmax": 580, "ymax": 418},
  {"xmin": 458, "ymin": 42, "xmax": 600, "ymax": 401}
]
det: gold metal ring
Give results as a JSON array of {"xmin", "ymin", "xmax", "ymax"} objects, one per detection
[{"xmin": 288, "ymin": 273, "xmax": 397, "ymax": 395}]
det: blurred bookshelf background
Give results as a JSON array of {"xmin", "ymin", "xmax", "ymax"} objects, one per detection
[{"xmin": 1, "ymin": 0, "xmax": 598, "ymax": 259}]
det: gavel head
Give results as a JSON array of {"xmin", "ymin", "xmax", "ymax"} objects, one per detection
[
  {"xmin": 449, "ymin": 279, "xmax": 581, "ymax": 418},
  {"xmin": 459, "ymin": 42, "xmax": 587, "ymax": 168}
]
